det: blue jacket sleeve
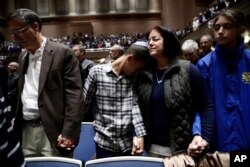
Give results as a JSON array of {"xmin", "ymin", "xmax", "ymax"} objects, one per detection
[{"xmin": 192, "ymin": 112, "xmax": 201, "ymax": 136}]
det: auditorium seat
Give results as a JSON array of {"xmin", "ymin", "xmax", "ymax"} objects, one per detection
[
  {"xmin": 73, "ymin": 122, "xmax": 96, "ymax": 165},
  {"xmin": 85, "ymin": 156, "xmax": 164, "ymax": 167},
  {"xmin": 25, "ymin": 156, "xmax": 82, "ymax": 167}
]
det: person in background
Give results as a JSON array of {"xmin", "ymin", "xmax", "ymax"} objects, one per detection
[
  {"xmin": 72, "ymin": 44, "xmax": 95, "ymax": 85},
  {"xmin": 0, "ymin": 64, "xmax": 25, "ymax": 167},
  {"xmin": 197, "ymin": 9, "xmax": 250, "ymax": 153},
  {"xmin": 100, "ymin": 44, "xmax": 124, "ymax": 64},
  {"xmin": 6, "ymin": 8, "xmax": 84, "ymax": 157},
  {"xmin": 136, "ymin": 26, "xmax": 214, "ymax": 166},
  {"xmin": 72, "ymin": 44, "xmax": 95, "ymax": 122},
  {"xmin": 181, "ymin": 39, "xmax": 200, "ymax": 64},
  {"xmin": 199, "ymin": 34, "xmax": 214, "ymax": 58},
  {"xmin": 181, "ymin": 39, "xmax": 202, "ymax": 146},
  {"xmin": 83, "ymin": 41, "xmax": 149, "ymax": 159},
  {"xmin": 6, "ymin": 61, "xmax": 19, "ymax": 119}
]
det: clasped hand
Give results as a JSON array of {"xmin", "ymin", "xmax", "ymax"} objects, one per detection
[
  {"xmin": 57, "ymin": 134, "xmax": 76, "ymax": 150},
  {"xmin": 131, "ymin": 136, "xmax": 144, "ymax": 155},
  {"xmin": 187, "ymin": 135, "xmax": 209, "ymax": 157}
]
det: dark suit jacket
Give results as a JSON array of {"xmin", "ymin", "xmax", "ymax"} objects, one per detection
[{"xmin": 15, "ymin": 40, "xmax": 84, "ymax": 155}]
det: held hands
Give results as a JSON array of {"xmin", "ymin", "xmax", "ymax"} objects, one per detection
[
  {"xmin": 187, "ymin": 135, "xmax": 209, "ymax": 157},
  {"xmin": 57, "ymin": 134, "xmax": 76, "ymax": 150},
  {"xmin": 131, "ymin": 136, "xmax": 144, "ymax": 155}
]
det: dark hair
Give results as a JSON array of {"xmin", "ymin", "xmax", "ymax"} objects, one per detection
[
  {"xmin": 213, "ymin": 9, "xmax": 246, "ymax": 29},
  {"xmin": 6, "ymin": 8, "xmax": 42, "ymax": 31},
  {"xmin": 147, "ymin": 26, "xmax": 181, "ymax": 59},
  {"xmin": 74, "ymin": 44, "xmax": 86, "ymax": 55},
  {"xmin": 125, "ymin": 44, "xmax": 150, "ymax": 62}
]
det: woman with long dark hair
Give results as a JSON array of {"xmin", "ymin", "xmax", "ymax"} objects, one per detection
[{"xmin": 136, "ymin": 26, "xmax": 214, "ymax": 166}]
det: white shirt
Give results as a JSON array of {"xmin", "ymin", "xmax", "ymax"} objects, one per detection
[{"xmin": 22, "ymin": 37, "xmax": 47, "ymax": 120}]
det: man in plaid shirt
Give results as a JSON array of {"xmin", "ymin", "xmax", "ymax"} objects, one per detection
[{"xmin": 83, "ymin": 41, "xmax": 149, "ymax": 158}]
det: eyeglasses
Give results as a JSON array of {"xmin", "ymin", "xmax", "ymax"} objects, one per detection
[
  {"xmin": 212, "ymin": 23, "xmax": 235, "ymax": 31},
  {"xmin": 9, "ymin": 24, "xmax": 31, "ymax": 35}
]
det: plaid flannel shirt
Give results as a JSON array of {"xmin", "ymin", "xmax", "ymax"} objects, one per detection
[{"xmin": 83, "ymin": 63, "xmax": 146, "ymax": 152}]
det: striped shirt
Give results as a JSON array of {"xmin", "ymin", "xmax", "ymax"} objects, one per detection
[
  {"xmin": 83, "ymin": 63, "xmax": 146, "ymax": 152},
  {"xmin": 0, "ymin": 87, "xmax": 25, "ymax": 167}
]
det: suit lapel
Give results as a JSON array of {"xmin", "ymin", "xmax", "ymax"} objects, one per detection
[
  {"xmin": 38, "ymin": 41, "xmax": 53, "ymax": 97},
  {"xmin": 18, "ymin": 51, "xmax": 29, "ymax": 94}
]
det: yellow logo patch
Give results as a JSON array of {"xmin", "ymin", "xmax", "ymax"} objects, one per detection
[{"xmin": 242, "ymin": 72, "xmax": 250, "ymax": 84}]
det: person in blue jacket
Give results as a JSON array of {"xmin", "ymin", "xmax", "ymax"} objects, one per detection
[{"xmin": 197, "ymin": 9, "xmax": 250, "ymax": 152}]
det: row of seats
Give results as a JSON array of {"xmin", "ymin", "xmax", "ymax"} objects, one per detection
[
  {"xmin": 25, "ymin": 156, "xmax": 164, "ymax": 167},
  {"xmin": 25, "ymin": 122, "xmax": 164, "ymax": 167}
]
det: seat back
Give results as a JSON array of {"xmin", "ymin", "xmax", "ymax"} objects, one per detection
[
  {"xmin": 73, "ymin": 122, "xmax": 96, "ymax": 164},
  {"xmin": 25, "ymin": 157, "xmax": 82, "ymax": 167},
  {"xmin": 85, "ymin": 156, "xmax": 164, "ymax": 167}
]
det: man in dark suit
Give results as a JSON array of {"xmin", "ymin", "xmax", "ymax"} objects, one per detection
[
  {"xmin": 73, "ymin": 44, "xmax": 95, "ymax": 122},
  {"xmin": 6, "ymin": 8, "xmax": 84, "ymax": 157},
  {"xmin": 72, "ymin": 44, "xmax": 95, "ymax": 86}
]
